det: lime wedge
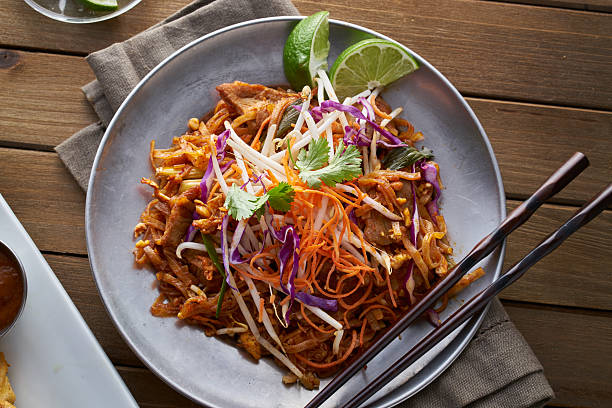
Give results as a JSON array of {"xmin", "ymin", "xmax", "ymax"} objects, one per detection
[
  {"xmin": 283, "ymin": 11, "xmax": 330, "ymax": 90},
  {"xmin": 330, "ymin": 39, "xmax": 420, "ymax": 98},
  {"xmin": 77, "ymin": 0, "xmax": 119, "ymax": 11}
]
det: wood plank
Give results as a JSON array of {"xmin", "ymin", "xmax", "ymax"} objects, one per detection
[
  {"xmin": 1, "ymin": 148, "xmax": 610, "ymax": 310},
  {"xmin": 502, "ymin": 202, "xmax": 612, "ymax": 310},
  {"xmin": 467, "ymin": 98, "xmax": 612, "ymax": 206},
  {"xmin": 504, "ymin": 303, "xmax": 612, "ymax": 407},
  {"xmin": 496, "ymin": 0, "xmax": 612, "ymax": 12},
  {"xmin": 1, "ymin": 51, "xmax": 610, "ymax": 205},
  {"xmin": 301, "ymin": 0, "xmax": 612, "ymax": 110},
  {"xmin": 0, "ymin": 50, "xmax": 97, "ymax": 151},
  {"xmin": 112, "ymin": 304, "xmax": 612, "ymax": 407},
  {"xmin": 116, "ymin": 366, "xmax": 198, "ymax": 408},
  {"xmin": 0, "ymin": 148, "xmax": 86, "ymax": 255},
  {"xmin": 2, "ymin": 0, "xmax": 611, "ymax": 109},
  {"xmin": 45, "ymin": 254, "xmax": 142, "ymax": 366}
]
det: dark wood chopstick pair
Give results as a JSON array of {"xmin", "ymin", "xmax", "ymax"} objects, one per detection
[{"xmin": 306, "ymin": 152, "xmax": 612, "ymax": 408}]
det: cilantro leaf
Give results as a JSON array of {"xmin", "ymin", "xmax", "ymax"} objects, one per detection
[
  {"xmin": 299, "ymin": 141, "xmax": 362, "ymax": 188},
  {"xmin": 267, "ymin": 182, "xmax": 295, "ymax": 212},
  {"xmin": 224, "ymin": 182, "xmax": 296, "ymax": 220},
  {"xmin": 224, "ymin": 184, "xmax": 268, "ymax": 220},
  {"xmin": 296, "ymin": 136, "xmax": 330, "ymax": 172}
]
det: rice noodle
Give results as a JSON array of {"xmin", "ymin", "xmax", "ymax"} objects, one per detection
[
  {"xmin": 293, "ymin": 86, "xmax": 312, "ymax": 137},
  {"xmin": 244, "ymin": 275, "xmax": 285, "ymax": 350},
  {"xmin": 261, "ymin": 124, "xmax": 277, "ymax": 157},
  {"xmin": 226, "ymin": 267, "xmax": 303, "ymax": 378},
  {"xmin": 270, "ymin": 111, "xmax": 341, "ymax": 162},
  {"xmin": 216, "ymin": 327, "xmax": 248, "ymax": 335},
  {"xmin": 176, "ymin": 242, "xmax": 207, "ymax": 259},
  {"xmin": 333, "ymin": 330, "xmax": 344, "ymax": 355},
  {"xmin": 317, "ymin": 70, "xmax": 350, "ymax": 129},
  {"xmin": 334, "ymin": 184, "xmax": 402, "ymax": 221}
]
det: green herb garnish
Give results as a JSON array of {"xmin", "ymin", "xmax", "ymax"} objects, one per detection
[
  {"xmin": 267, "ymin": 182, "xmax": 296, "ymax": 212},
  {"xmin": 224, "ymin": 184, "xmax": 268, "ymax": 220},
  {"xmin": 297, "ymin": 138, "xmax": 362, "ymax": 188},
  {"xmin": 224, "ymin": 182, "xmax": 295, "ymax": 220},
  {"xmin": 382, "ymin": 146, "xmax": 433, "ymax": 170},
  {"xmin": 201, "ymin": 233, "xmax": 226, "ymax": 319},
  {"xmin": 296, "ymin": 136, "xmax": 330, "ymax": 173},
  {"xmin": 276, "ymin": 100, "xmax": 302, "ymax": 139}
]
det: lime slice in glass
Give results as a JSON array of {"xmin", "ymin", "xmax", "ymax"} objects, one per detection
[
  {"xmin": 330, "ymin": 39, "xmax": 420, "ymax": 98},
  {"xmin": 77, "ymin": 0, "xmax": 119, "ymax": 11},
  {"xmin": 283, "ymin": 11, "xmax": 330, "ymax": 90}
]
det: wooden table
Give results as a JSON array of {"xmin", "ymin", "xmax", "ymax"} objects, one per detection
[{"xmin": 1, "ymin": 0, "xmax": 611, "ymax": 406}]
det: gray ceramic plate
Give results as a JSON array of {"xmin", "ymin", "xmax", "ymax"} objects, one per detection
[{"xmin": 86, "ymin": 17, "xmax": 505, "ymax": 408}]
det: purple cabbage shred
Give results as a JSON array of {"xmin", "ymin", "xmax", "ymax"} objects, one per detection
[
  {"xmin": 343, "ymin": 126, "xmax": 371, "ymax": 147},
  {"xmin": 318, "ymin": 100, "xmax": 405, "ymax": 147},
  {"xmin": 295, "ymin": 292, "xmax": 338, "ymax": 312},
  {"xmin": 419, "ymin": 161, "xmax": 441, "ymax": 221},
  {"xmin": 200, "ymin": 129, "xmax": 231, "ymax": 202}
]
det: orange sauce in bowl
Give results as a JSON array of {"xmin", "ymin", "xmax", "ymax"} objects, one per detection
[{"xmin": 0, "ymin": 249, "xmax": 24, "ymax": 332}]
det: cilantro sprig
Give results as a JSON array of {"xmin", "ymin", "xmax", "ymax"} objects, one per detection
[
  {"xmin": 296, "ymin": 137, "xmax": 362, "ymax": 188},
  {"xmin": 224, "ymin": 182, "xmax": 295, "ymax": 220},
  {"xmin": 296, "ymin": 137, "xmax": 329, "ymax": 173}
]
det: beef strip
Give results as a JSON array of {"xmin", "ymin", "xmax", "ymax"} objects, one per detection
[
  {"xmin": 216, "ymin": 81, "xmax": 298, "ymax": 115},
  {"xmin": 362, "ymin": 180, "xmax": 414, "ymax": 247},
  {"xmin": 159, "ymin": 196, "xmax": 195, "ymax": 247}
]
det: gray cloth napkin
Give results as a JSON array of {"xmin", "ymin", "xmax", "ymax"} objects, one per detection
[{"xmin": 55, "ymin": 1, "xmax": 554, "ymax": 406}]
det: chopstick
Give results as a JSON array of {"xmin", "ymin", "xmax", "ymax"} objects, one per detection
[
  {"xmin": 305, "ymin": 152, "xmax": 589, "ymax": 408},
  {"xmin": 342, "ymin": 183, "xmax": 612, "ymax": 408}
]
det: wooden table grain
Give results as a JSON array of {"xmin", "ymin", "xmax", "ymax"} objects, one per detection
[{"xmin": 1, "ymin": 0, "xmax": 611, "ymax": 407}]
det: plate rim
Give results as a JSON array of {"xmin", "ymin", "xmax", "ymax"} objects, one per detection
[{"xmin": 85, "ymin": 15, "xmax": 507, "ymax": 407}]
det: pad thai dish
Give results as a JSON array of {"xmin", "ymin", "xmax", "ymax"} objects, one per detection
[{"xmin": 132, "ymin": 71, "xmax": 484, "ymax": 389}]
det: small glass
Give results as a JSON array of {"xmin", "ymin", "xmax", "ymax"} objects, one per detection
[{"xmin": 24, "ymin": 0, "xmax": 142, "ymax": 24}]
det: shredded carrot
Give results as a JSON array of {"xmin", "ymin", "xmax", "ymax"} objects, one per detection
[
  {"xmin": 251, "ymin": 116, "xmax": 271, "ymax": 150},
  {"xmin": 234, "ymin": 265, "xmax": 280, "ymax": 286},
  {"xmin": 208, "ymin": 167, "xmax": 235, "ymax": 197},
  {"xmin": 266, "ymin": 169, "xmax": 279, "ymax": 184},
  {"xmin": 359, "ymin": 318, "xmax": 368, "ymax": 347},
  {"xmin": 258, "ymin": 298, "xmax": 265, "ymax": 323},
  {"xmin": 338, "ymin": 279, "xmax": 373, "ymax": 311},
  {"xmin": 322, "ymin": 186, "xmax": 363, "ymax": 208},
  {"xmin": 358, "ymin": 304, "xmax": 397, "ymax": 320},
  {"xmin": 249, "ymin": 251, "xmax": 278, "ymax": 271},
  {"xmin": 231, "ymin": 163, "xmax": 242, "ymax": 176},
  {"xmin": 370, "ymin": 94, "xmax": 393, "ymax": 119},
  {"xmin": 300, "ymin": 303, "xmax": 335, "ymax": 334},
  {"xmin": 385, "ymin": 271, "xmax": 397, "ymax": 308},
  {"xmin": 149, "ymin": 140, "xmax": 156, "ymax": 168}
]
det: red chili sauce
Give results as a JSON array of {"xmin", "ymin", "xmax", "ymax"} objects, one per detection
[{"xmin": 0, "ymin": 248, "xmax": 24, "ymax": 331}]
